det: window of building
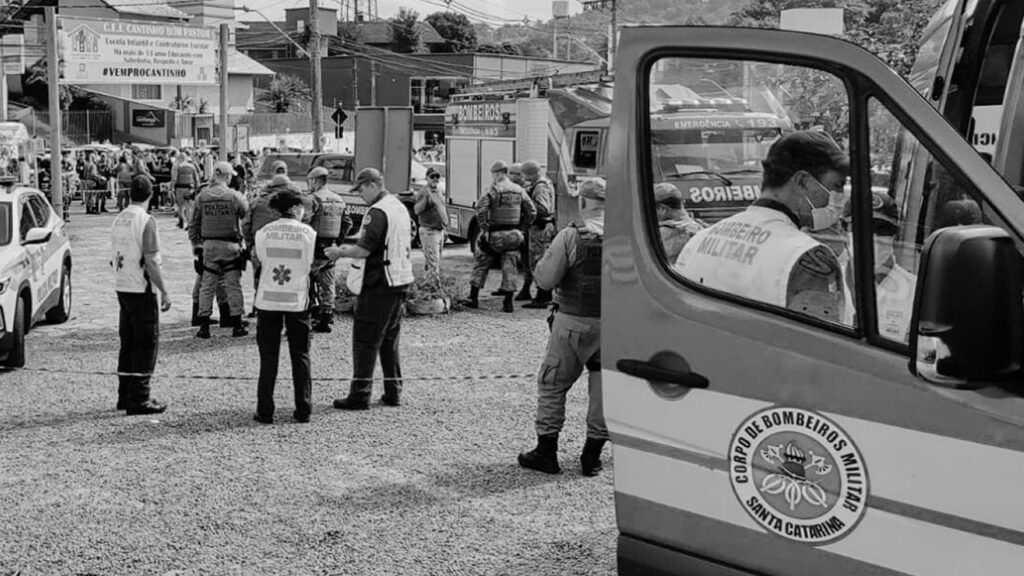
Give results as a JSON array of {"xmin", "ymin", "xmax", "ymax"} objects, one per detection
[{"xmin": 131, "ymin": 85, "xmax": 162, "ymax": 101}]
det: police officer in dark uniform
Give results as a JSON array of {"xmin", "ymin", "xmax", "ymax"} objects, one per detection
[
  {"xmin": 306, "ymin": 166, "xmax": 351, "ymax": 332},
  {"xmin": 518, "ymin": 177, "xmax": 609, "ymax": 476},
  {"xmin": 460, "ymin": 160, "xmax": 536, "ymax": 313}
]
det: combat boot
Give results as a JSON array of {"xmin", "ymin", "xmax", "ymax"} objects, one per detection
[
  {"xmin": 518, "ymin": 433, "xmax": 560, "ymax": 474},
  {"xmin": 515, "ymin": 280, "xmax": 533, "ymax": 301},
  {"xmin": 459, "ymin": 286, "xmax": 480, "ymax": 309},
  {"xmin": 522, "ymin": 289, "xmax": 552, "ymax": 309},
  {"xmin": 312, "ymin": 311, "xmax": 332, "ymax": 333},
  {"xmin": 231, "ymin": 316, "xmax": 249, "ymax": 337},
  {"xmin": 580, "ymin": 437, "xmax": 608, "ymax": 477},
  {"xmin": 191, "ymin": 302, "xmax": 200, "ymax": 327},
  {"xmin": 502, "ymin": 292, "xmax": 514, "ymax": 313},
  {"xmin": 491, "ymin": 289, "xmax": 511, "ymax": 296},
  {"xmin": 195, "ymin": 317, "xmax": 211, "ymax": 339}
]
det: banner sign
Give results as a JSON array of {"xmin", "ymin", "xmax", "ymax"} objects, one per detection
[
  {"xmin": 132, "ymin": 109, "xmax": 166, "ymax": 128},
  {"xmin": 59, "ymin": 17, "xmax": 218, "ymax": 85}
]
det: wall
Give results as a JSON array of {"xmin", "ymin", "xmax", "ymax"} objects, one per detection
[
  {"xmin": 182, "ymin": 75, "xmax": 256, "ymax": 115},
  {"xmin": 247, "ymin": 132, "xmax": 354, "ymax": 154}
]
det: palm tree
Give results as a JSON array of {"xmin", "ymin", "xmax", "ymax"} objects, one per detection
[{"xmin": 257, "ymin": 75, "xmax": 313, "ymax": 113}]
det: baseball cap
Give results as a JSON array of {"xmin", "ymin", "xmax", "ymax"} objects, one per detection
[
  {"xmin": 271, "ymin": 159, "xmax": 288, "ymax": 174},
  {"xmin": 491, "ymin": 160, "xmax": 509, "ymax": 173},
  {"xmin": 426, "ymin": 166, "xmax": 440, "ymax": 178},
  {"xmin": 654, "ymin": 182, "xmax": 683, "ymax": 204},
  {"xmin": 307, "ymin": 166, "xmax": 329, "ymax": 179},
  {"xmin": 354, "ymin": 167, "xmax": 384, "ymax": 189},
  {"xmin": 578, "ymin": 177, "xmax": 606, "ymax": 200},
  {"xmin": 764, "ymin": 131, "xmax": 850, "ymax": 181},
  {"xmin": 213, "ymin": 161, "xmax": 235, "ymax": 177}
]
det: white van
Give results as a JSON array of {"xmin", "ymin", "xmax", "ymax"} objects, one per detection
[{"xmin": 607, "ymin": 25, "xmax": 1024, "ymax": 575}]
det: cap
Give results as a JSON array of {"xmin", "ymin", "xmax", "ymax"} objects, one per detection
[
  {"xmin": 521, "ymin": 160, "xmax": 542, "ymax": 177},
  {"xmin": 509, "ymin": 163, "xmax": 522, "ymax": 175},
  {"xmin": 213, "ymin": 161, "xmax": 235, "ymax": 177},
  {"xmin": 578, "ymin": 177, "xmax": 606, "ymax": 200},
  {"xmin": 654, "ymin": 182, "xmax": 683, "ymax": 204},
  {"xmin": 307, "ymin": 166, "xmax": 329, "ymax": 179},
  {"xmin": 271, "ymin": 159, "xmax": 288, "ymax": 174},
  {"xmin": 871, "ymin": 191, "xmax": 898, "ymax": 227},
  {"xmin": 426, "ymin": 166, "xmax": 440, "ymax": 178},
  {"xmin": 354, "ymin": 167, "xmax": 384, "ymax": 188},
  {"xmin": 764, "ymin": 130, "xmax": 850, "ymax": 181},
  {"xmin": 130, "ymin": 174, "xmax": 152, "ymax": 196},
  {"xmin": 490, "ymin": 160, "xmax": 509, "ymax": 173}
]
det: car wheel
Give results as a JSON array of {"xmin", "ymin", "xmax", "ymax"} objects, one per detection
[
  {"xmin": 46, "ymin": 262, "xmax": 72, "ymax": 324},
  {"xmin": 3, "ymin": 295, "xmax": 26, "ymax": 368}
]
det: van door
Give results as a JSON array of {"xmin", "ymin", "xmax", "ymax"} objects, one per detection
[
  {"xmin": 909, "ymin": 0, "xmax": 971, "ymax": 105},
  {"xmin": 606, "ymin": 26, "xmax": 1024, "ymax": 576}
]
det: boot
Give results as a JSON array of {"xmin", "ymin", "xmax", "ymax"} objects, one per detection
[
  {"xmin": 491, "ymin": 289, "xmax": 511, "ymax": 296},
  {"xmin": 515, "ymin": 280, "xmax": 533, "ymax": 301},
  {"xmin": 312, "ymin": 311, "xmax": 332, "ymax": 333},
  {"xmin": 502, "ymin": 292, "xmax": 514, "ymax": 313},
  {"xmin": 522, "ymin": 289, "xmax": 553, "ymax": 309},
  {"xmin": 459, "ymin": 285, "xmax": 480, "ymax": 309},
  {"xmin": 219, "ymin": 304, "xmax": 232, "ymax": 327},
  {"xmin": 518, "ymin": 433, "xmax": 561, "ymax": 474},
  {"xmin": 191, "ymin": 302, "xmax": 200, "ymax": 327},
  {"xmin": 195, "ymin": 317, "xmax": 211, "ymax": 339},
  {"xmin": 231, "ymin": 316, "xmax": 249, "ymax": 337},
  {"xmin": 580, "ymin": 437, "xmax": 608, "ymax": 477}
]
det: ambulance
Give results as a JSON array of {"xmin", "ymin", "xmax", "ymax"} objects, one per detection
[{"xmin": 606, "ymin": 25, "xmax": 1024, "ymax": 575}]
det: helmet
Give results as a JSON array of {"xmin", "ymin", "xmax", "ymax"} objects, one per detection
[
  {"xmin": 490, "ymin": 160, "xmax": 509, "ymax": 173},
  {"xmin": 307, "ymin": 166, "xmax": 329, "ymax": 179},
  {"xmin": 271, "ymin": 160, "xmax": 288, "ymax": 174},
  {"xmin": 521, "ymin": 160, "xmax": 542, "ymax": 177}
]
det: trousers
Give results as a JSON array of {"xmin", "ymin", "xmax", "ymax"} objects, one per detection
[
  {"xmin": 470, "ymin": 229, "xmax": 523, "ymax": 292},
  {"xmin": 198, "ymin": 241, "xmax": 244, "ymax": 318},
  {"xmin": 524, "ymin": 222, "xmax": 555, "ymax": 282},
  {"xmin": 349, "ymin": 289, "xmax": 407, "ymax": 401},
  {"xmin": 117, "ymin": 291, "xmax": 159, "ymax": 407},
  {"xmin": 174, "ymin": 187, "xmax": 194, "ymax": 227},
  {"xmin": 311, "ymin": 258, "xmax": 336, "ymax": 315},
  {"xmin": 419, "ymin": 226, "xmax": 445, "ymax": 283},
  {"xmin": 256, "ymin": 309, "xmax": 312, "ymax": 419},
  {"xmin": 534, "ymin": 311, "xmax": 607, "ymax": 440}
]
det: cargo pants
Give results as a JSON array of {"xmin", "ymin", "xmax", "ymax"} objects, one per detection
[
  {"xmin": 174, "ymin": 186, "xmax": 195, "ymax": 228},
  {"xmin": 198, "ymin": 240, "xmax": 245, "ymax": 318},
  {"xmin": 524, "ymin": 222, "xmax": 555, "ymax": 283},
  {"xmin": 311, "ymin": 258, "xmax": 337, "ymax": 317},
  {"xmin": 470, "ymin": 229, "xmax": 523, "ymax": 293},
  {"xmin": 535, "ymin": 311, "xmax": 608, "ymax": 440}
]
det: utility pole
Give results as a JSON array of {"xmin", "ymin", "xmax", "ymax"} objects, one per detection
[
  {"xmin": 45, "ymin": 7, "xmax": 62, "ymax": 216},
  {"xmin": 353, "ymin": 57, "xmax": 359, "ymax": 105},
  {"xmin": 370, "ymin": 60, "xmax": 377, "ymax": 106},
  {"xmin": 608, "ymin": 0, "xmax": 617, "ymax": 74},
  {"xmin": 219, "ymin": 23, "xmax": 229, "ymax": 161},
  {"xmin": 310, "ymin": 0, "xmax": 324, "ymax": 152}
]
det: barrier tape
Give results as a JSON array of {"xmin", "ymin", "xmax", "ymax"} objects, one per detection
[{"xmin": 0, "ymin": 366, "xmax": 536, "ymax": 383}]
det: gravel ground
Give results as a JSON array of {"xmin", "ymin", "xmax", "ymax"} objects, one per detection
[{"xmin": 0, "ymin": 204, "xmax": 617, "ymax": 576}]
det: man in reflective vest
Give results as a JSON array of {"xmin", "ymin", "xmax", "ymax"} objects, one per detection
[
  {"xmin": 518, "ymin": 177, "xmax": 607, "ymax": 476},
  {"xmin": 325, "ymin": 168, "xmax": 413, "ymax": 410},
  {"xmin": 460, "ymin": 160, "xmax": 536, "ymax": 313},
  {"xmin": 675, "ymin": 131, "xmax": 850, "ymax": 323},
  {"xmin": 306, "ymin": 165, "xmax": 351, "ymax": 333},
  {"xmin": 189, "ymin": 161, "xmax": 251, "ymax": 338},
  {"xmin": 110, "ymin": 176, "xmax": 172, "ymax": 415},
  {"xmin": 520, "ymin": 160, "xmax": 556, "ymax": 308},
  {"xmin": 252, "ymin": 189, "xmax": 317, "ymax": 424},
  {"xmin": 171, "ymin": 151, "xmax": 200, "ymax": 229}
]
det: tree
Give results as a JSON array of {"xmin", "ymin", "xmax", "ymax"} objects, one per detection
[
  {"xmin": 257, "ymin": 75, "xmax": 312, "ymax": 113},
  {"xmin": 390, "ymin": 7, "xmax": 423, "ymax": 54},
  {"xmin": 425, "ymin": 11, "xmax": 477, "ymax": 53}
]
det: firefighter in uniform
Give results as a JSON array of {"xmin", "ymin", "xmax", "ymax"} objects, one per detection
[
  {"xmin": 252, "ymin": 189, "xmax": 317, "ymax": 424},
  {"xmin": 518, "ymin": 177, "xmax": 608, "ymax": 476},
  {"xmin": 306, "ymin": 166, "xmax": 352, "ymax": 332},
  {"xmin": 171, "ymin": 151, "xmax": 200, "ymax": 229},
  {"xmin": 675, "ymin": 131, "xmax": 849, "ymax": 323},
  {"xmin": 189, "ymin": 161, "xmax": 250, "ymax": 338},
  {"xmin": 460, "ymin": 160, "xmax": 536, "ymax": 313},
  {"xmin": 519, "ymin": 160, "xmax": 556, "ymax": 307}
]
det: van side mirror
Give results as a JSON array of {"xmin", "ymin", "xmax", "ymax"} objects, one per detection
[
  {"xmin": 22, "ymin": 227, "xmax": 51, "ymax": 245},
  {"xmin": 911, "ymin": 225, "xmax": 1024, "ymax": 388}
]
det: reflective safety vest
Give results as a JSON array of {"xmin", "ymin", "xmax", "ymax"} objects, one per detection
[
  {"xmin": 347, "ymin": 194, "xmax": 414, "ymax": 295},
  {"xmin": 254, "ymin": 218, "xmax": 316, "ymax": 312},
  {"xmin": 110, "ymin": 205, "xmax": 156, "ymax": 293},
  {"xmin": 489, "ymin": 180, "xmax": 525, "ymax": 227},
  {"xmin": 310, "ymin": 188, "xmax": 347, "ymax": 240},
  {"xmin": 197, "ymin": 184, "xmax": 243, "ymax": 241},
  {"xmin": 675, "ymin": 206, "xmax": 823, "ymax": 307},
  {"xmin": 878, "ymin": 263, "xmax": 917, "ymax": 343},
  {"xmin": 175, "ymin": 162, "xmax": 198, "ymax": 189},
  {"xmin": 555, "ymin": 227, "xmax": 602, "ymax": 318}
]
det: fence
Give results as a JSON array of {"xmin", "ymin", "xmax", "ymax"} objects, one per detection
[
  {"xmin": 228, "ymin": 108, "xmax": 347, "ymax": 136},
  {"xmin": 23, "ymin": 110, "xmax": 114, "ymax": 144}
]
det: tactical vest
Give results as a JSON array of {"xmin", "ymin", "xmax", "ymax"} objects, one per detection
[
  {"xmin": 175, "ymin": 163, "xmax": 197, "ymax": 188},
  {"xmin": 529, "ymin": 177, "xmax": 555, "ymax": 224},
  {"xmin": 311, "ymin": 188, "xmax": 347, "ymax": 240},
  {"xmin": 249, "ymin": 195, "xmax": 280, "ymax": 237},
  {"xmin": 197, "ymin": 185, "xmax": 241, "ymax": 241},
  {"xmin": 489, "ymin": 180, "xmax": 524, "ymax": 227},
  {"xmin": 555, "ymin": 227, "xmax": 602, "ymax": 318}
]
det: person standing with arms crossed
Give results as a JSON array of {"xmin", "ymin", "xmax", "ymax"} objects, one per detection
[
  {"xmin": 252, "ymin": 190, "xmax": 317, "ymax": 424},
  {"xmin": 325, "ymin": 168, "xmax": 413, "ymax": 410},
  {"xmin": 110, "ymin": 176, "xmax": 172, "ymax": 415},
  {"xmin": 414, "ymin": 166, "xmax": 447, "ymax": 284},
  {"xmin": 306, "ymin": 166, "xmax": 351, "ymax": 333},
  {"xmin": 519, "ymin": 160, "xmax": 556, "ymax": 308}
]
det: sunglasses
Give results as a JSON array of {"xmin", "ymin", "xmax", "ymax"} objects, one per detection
[{"xmin": 429, "ymin": 174, "xmax": 441, "ymax": 180}]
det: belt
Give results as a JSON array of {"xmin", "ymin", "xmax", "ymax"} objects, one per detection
[{"xmin": 489, "ymin": 224, "xmax": 519, "ymax": 232}]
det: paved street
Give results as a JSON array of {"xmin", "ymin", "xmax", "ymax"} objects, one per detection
[{"xmin": 1, "ymin": 204, "xmax": 617, "ymax": 576}]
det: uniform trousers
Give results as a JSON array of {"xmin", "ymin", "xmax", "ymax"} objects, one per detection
[
  {"xmin": 117, "ymin": 291, "xmax": 159, "ymax": 407},
  {"xmin": 198, "ymin": 240, "xmax": 245, "ymax": 318},
  {"xmin": 256, "ymin": 309, "xmax": 312, "ymax": 419},
  {"xmin": 535, "ymin": 311, "xmax": 608, "ymax": 440},
  {"xmin": 470, "ymin": 229, "xmax": 523, "ymax": 292},
  {"xmin": 524, "ymin": 222, "xmax": 555, "ymax": 283},
  {"xmin": 173, "ymin": 187, "xmax": 195, "ymax": 227},
  {"xmin": 349, "ymin": 289, "xmax": 407, "ymax": 401}
]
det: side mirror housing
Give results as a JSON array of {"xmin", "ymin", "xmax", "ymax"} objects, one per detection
[
  {"xmin": 22, "ymin": 227, "xmax": 51, "ymax": 245},
  {"xmin": 911, "ymin": 225, "xmax": 1024, "ymax": 387}
]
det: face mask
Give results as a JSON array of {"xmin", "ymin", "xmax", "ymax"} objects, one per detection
[
  {"xmin": 804, "ymin": 175, "xmax": 846, "ymax": 231},
  {"xmin": 874, "ymin": 236, "xmax": 895, "ymax": 271}
]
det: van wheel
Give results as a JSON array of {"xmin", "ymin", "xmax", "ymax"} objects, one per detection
[
  {"xmin": 46, "ymin": 263, "xmax": 72, "ymax": 324},
  {"xmin": 3, "ymin": 296, "xmax": 26, "ymax": 368}
]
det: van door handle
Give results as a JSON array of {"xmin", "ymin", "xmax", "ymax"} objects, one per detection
[{"xmin": 616, "ymin": 359, "xmax": 710, "ymax": 389}]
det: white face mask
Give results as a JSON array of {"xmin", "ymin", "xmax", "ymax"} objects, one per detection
[
  {"xmin": 874, "ymin": 235, "xmax": 895, "ymax": 270},
  {"xmin": 804, "ymin": 175, "xmax": 846, "ymax": 231}
]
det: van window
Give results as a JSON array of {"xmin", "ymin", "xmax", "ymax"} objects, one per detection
[
  {"xmin": 648, "ymin": 56, "xmax": 856, "ymax": 329},
  {"xmin": 317, "ymin": 156, "xmax": 354, "ymax": 183}
]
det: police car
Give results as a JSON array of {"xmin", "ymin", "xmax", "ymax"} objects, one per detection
[{"xmin": 0, "ymin": 182, "xmax": 72, "ymax": 367}]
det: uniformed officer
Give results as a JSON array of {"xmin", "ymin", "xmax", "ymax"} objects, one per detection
[
  {"xmin": 241, "ymin": 174, "xmax": 292, "ymax": 317},
  {"xmin": 519, "ymin": 160, "xmax": 556, "ymax": 308},
  {"xmin": 460, "ymin": 160, "xmax": 536, "ymax": 313},
  {"xmin": 518, "ymin": 177, "xmax": 608, "ymax": 476},
  {"xmin": 509, "ymin": 163, "xmax": 525, "ymax": 187},
  {"xmin": 171, "ymin": 151, "xmax": 200, "ymax": 229},
  {"xmin": 189, "ymin": 161, "xmax": 250, "ymax": 338},
  {"xmin": 325, "ymin": 168, "xmax": 414, "ymax": 410},
  {"xmin": 111, "ymin": 176, "xmax": 172, "ymax": 415},
  {"xmin": 495, "ymin": 162, "xmax": 526, "ymax": 298},
  {"xmin": 675, "ymin": 131, "xmax": 850, "ymax": 323},
  {"xmin": 252, "ymin": 189, "xmax": 317, "ymax": 424},
  {"xmin": 654, "ymin": 182, "xmax": 704, "ymax": 262},
  {"xmin": 306, "ymin": 165, "xmax": 352, "ymax": 332}
]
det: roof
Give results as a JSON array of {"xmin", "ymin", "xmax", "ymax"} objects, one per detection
[
  {"xmin": 102, "ymin": 0, "xmax": 189, "ymax": 19},
  {"xmin": 229, "ymin": 48, "xmax": 275, "ymax": 76},
  {"xmin": 339, "ymin": 21, "xmax": 445, "ymax": 45}
]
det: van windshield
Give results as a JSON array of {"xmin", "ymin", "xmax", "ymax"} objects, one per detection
[
  {"xmin": 652, "ymin": 127, "xmax": 781, "ymax": 179},
  {"xmin": 0, "ymin": 203, "xmax": 10, "ymax": 246},
  {"xmin": 256, "ymin": 155, "xmax": 315, "ymax": 181}
]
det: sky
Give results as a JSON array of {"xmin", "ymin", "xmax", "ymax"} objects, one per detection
[{"xmin": 237, "ymin": 0, "xmax": 580, "ymax": 25}]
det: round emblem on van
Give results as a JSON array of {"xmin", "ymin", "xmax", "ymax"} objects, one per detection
[{"xmin": 728, "ymin": 407, "xmax": 868, "ymax": 545}]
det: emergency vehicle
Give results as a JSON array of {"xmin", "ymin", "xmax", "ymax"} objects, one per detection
[
  {"xmin": 0, "ymin": 180, "xmax": 72, "ymax": 368},
  {"xmin": 607, "ymin": 25, "xmax": 1024, "ymax": 575}
]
